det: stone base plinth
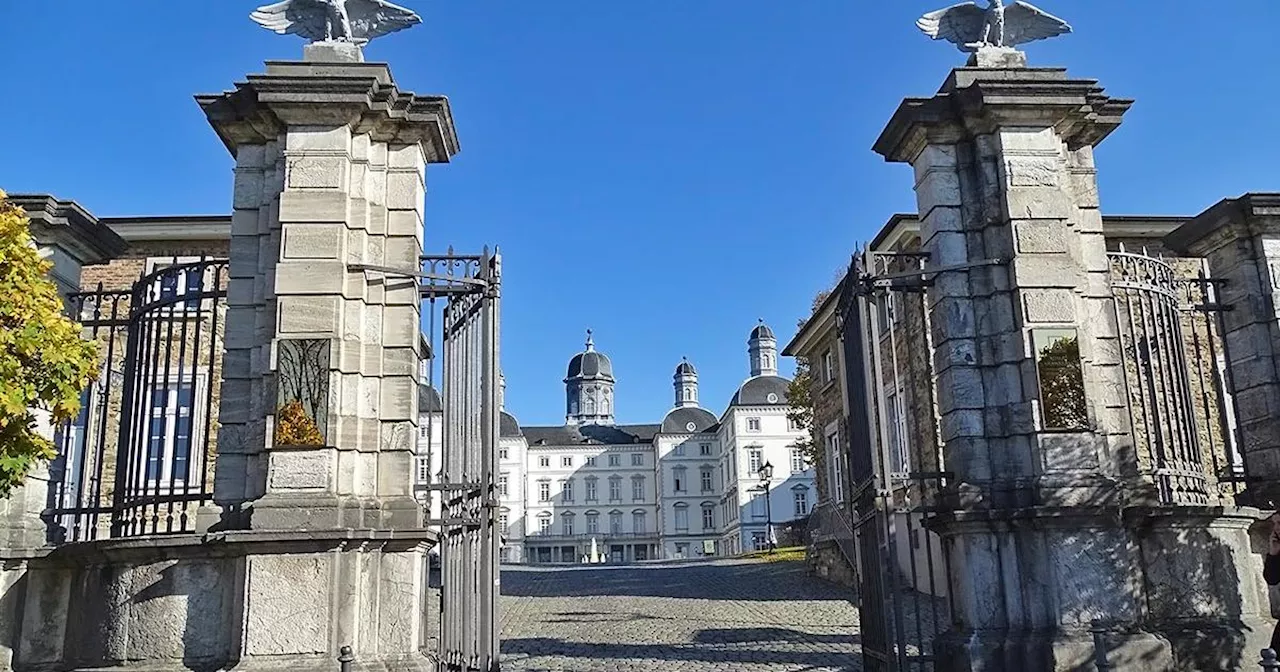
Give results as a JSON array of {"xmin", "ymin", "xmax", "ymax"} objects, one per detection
[
  {"xmin": 929, "ymin": 506, "xmax": 1275, "ymax": 672},
  {"xmin": 4, "ymin": 530, "xmax": 437, "ymax": 671}
]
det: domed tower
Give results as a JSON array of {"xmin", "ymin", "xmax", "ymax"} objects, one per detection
[
  {"xmin": 748, "ymin": 319, "xmax": 778, "ymax": 377},
  {"xmin": 673, "ymin": 357, "xmax": 699, "ymax": 408},
  {"xmin": 565, "ymin": 330, "xmax": 616, "ymax": 426}
]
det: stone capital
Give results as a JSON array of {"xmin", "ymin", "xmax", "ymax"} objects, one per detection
[
  {"xmin": 1164, "ymin": 193, "xmax": 1280, "ymax": 258},
  {"xmin": 197, "ymin": 60, "xmax": 459, "ymax": 163},
  {"xmin": 873, "ymin": 67, "xmax": 1133, "ymax": 164}
]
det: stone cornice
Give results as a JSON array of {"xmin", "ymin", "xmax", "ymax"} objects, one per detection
[
  {"xmin": 197, "ymin": 60, "xmax": 459, "ymax": 163},
  {"xmin": 1164, "ymin": 193, "xmax": 1280, "ymax": 257},
  {"xmin": 874, "ymin": 67, "xmax": 1133, "ymax": 164},
  {"xmin": 9, "ymin": 193, "xmax": 127, "ymax": 263}
]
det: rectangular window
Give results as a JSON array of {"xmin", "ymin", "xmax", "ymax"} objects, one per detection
[
  {"xmin": 674, "ymin": 506, "xmax": 689, "ymax": 532},
  {"xmin": 877, "ymin": 292, "xmax": 895, "ymax": 334},
  {"xmin": 790, "ymin": 448, "xmax": 806, "ymax": 474},
  {"xmin": 827, "ymin": 431, "xmax": 844, "ymax": 503},
  {"xmin": 673, "ymin": 444, "xmax": 685, "ymax": 456},
  {"xmin": 586, "ymin": 514, "xmax": 599, "ymax": 534},
  {"xmin": 147, "ymin": 258, "xmax": 205, "ymax": 312},
  {"xmin": 699, "ymin": 443, "xmax": 712, "ymax": 456},
  {"xmin": 416, "ymin": 456, "xmax": 430, "ymax": 484},
  {"xmin": 562, "ymin": 516, "xmax": 574, "ymax": 536},
  {"xmin": 538, "ymin": 481, "xmax": 551, "ymax": 502},
  {"xmin": 700, "ymin": 470, "xmax": 713, "ymax": 492},
  {"xmin": 610, "ymin": 512, "xmax": 622, "ymax": 535},
  {"xmin": 500, "ymin": 447, "xmax": 509, "ymax": 460},
  {"xmin": 674, "ymin": 469, "xmax": 686, "ymax": 493},
  {"xmin": 751, "ymin": 496, "xmax": 766, "ymax": 519},
  {"xmin": 538, "ymin": 516, "xmax": 551, "ymax": 534},
  {"xmin": 633, "ymin": 512, "xmax": 646, "ymax": 534},
  {"xmin": 787, "ymin": 417, "xmax": 803, "ymax": 432},
  {"xmin": 823, "ymin": 350, "xmax": 835, "ymax": 383},
  {"xmin": 748, "ymin": 449, "xmax": 762, "ymax": 475},
  {"xmin": 562, "ymin": 456, "xmax": 573, "ymax": 468},
  {"xmin": 609, "ymin": 479, "xmax": 621, "ymax": 502},
  {"xmin": 562, "ymin": 479, "xmax": 574, "ymax": 502},
  {"xmin": 608, "ymin": 454, "xmax": 620, "ymax": 467},
  {"xmin": 631, "ymin": 453, "xmax": 643, "ymax": 467},
  {"xmin": 586, "ymin": 456, "xmax": 597, "ymax": 466},
  {"xmin": 746, "ymin": 417, "xmax": 761, "ymax": 432},
  {"xmin": 499, "ymin": 473, "xmax": 509, "ymax": 498},
  {"xmin": 887, "ymin": 391, "xmax": 909, "ymax": 476},
  {"xmin": 632, "ymin": 477, "xmax": 644, "ymax": 501},
  {"xmin": 702, "ymin": 507, "xmax": 715, "ymax": 530},
  {"xmin": 794, "ymin": 489, "xmax": 809, "ymax": 516},
  {"xmin": 499, "ymin": 510, "xmax": 509, "ymax": 530},
  {"xmin": 146, "ymin": 380, "xmax": 199, "ymax": 486},
  {"xmin": 538, "ymin": 456, "xmax": 550, "ymax": 468},
  {"xmin": 585, "ymin": 479, "xmax": 598, "ymax": 501}
]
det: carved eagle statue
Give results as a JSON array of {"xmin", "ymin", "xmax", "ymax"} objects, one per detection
[
  {"xmin": 251, "ymin": 0, "xmax": 421, "ymax": 44},
  {"xmin": 917, "ymin": 0, "xmax": 1070, "ymax": 53}
]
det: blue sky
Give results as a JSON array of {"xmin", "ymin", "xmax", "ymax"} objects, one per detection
[{"xmin": 3, "ymin": 2, "xmax": 1278, "ymax": 427}]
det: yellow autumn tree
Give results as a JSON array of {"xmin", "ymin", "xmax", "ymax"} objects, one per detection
[{"xmin": 0, "ymin": 191, "xmax": 99, "ymax": 496}]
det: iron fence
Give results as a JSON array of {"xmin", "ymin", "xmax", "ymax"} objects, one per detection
[
  {"xmin": 420, "ymin": 249, "xmax": 502, "ymax": 672},
  {"xmin": 1109, "ymin": 248, "xmax": 1244, "ymax": 505},
  {"xmin": 47, "ymin": 258, "xmax": 227, "ymax": 542},
  {"xmin": 839, "ymin": 249, "xmax": 953, "ymax": 672}
]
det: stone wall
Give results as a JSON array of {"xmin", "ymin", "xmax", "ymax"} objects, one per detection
[{"xmin": 807, "ymin": 539, "xmax": 856, "ymax": 589}]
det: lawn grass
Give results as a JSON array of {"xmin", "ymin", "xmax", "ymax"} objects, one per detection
[{"xmin": 740, "ymin": 546, "xmax": 806, "ymax": 563}]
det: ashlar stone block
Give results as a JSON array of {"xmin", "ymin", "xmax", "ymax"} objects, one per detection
[{"xmin": 244, "ymin": 555, "xmax": 330, "ymax": 656}]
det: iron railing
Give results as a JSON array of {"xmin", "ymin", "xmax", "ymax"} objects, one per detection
[
  {"xmin": 47, "ymin": 258, "xmax": 227, "ymax": 542},
  {"xmin": 421, "ymin": 248, "xmax": 502, "ymax": 672},
  {"xmin": 1109, "ymin": 248, "xmax": 1243, "ymax": 505},
  {"xmin": 840, "ymin": 249, "xmax": 953, "ymax": 672}
]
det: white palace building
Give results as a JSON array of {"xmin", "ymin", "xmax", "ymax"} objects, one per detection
[{"xmin": 417, "ymin": 323, "xmax": 814, "ymax": 563}]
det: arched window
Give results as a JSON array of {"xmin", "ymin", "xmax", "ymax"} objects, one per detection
[
  {"xmin": 609, "ymin": 510, "xmax": 623, "ymax": 534},
  {"xmin": 570, "ymin": 400, "xmax": 579, "ymax": 415},
  {"xmin": 585, "ymin": 510, "xmax": 600, "ymax": 533},
  {"xmin": 673, "ymin": 502, "xmax": 689, "ymax": 531},
  {"xmin": 632, "ymin": 509, "xmax": 647, "ymax": 534},
  {"xmin": 602, "ymin": 397, "xmax": 611, "ymax": 415},
  {"xmin": 584, "ymin": 397, "xmax": 596, "ymax": 415}
]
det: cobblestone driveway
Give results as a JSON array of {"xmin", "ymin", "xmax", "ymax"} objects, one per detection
[{"xmin": 499, "ymin": 558, "xmax": 861, "ymax": 672}]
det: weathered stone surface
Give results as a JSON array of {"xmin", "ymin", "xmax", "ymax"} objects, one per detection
[
  {"xmin": 245, "ymin": 554, "xmax": 330, "ymax": 655},
  {"xmin": 269, "ymin": 450, "xmax": 333, "ymax": 490}
]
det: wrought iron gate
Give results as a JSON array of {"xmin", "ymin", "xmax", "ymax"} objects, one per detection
[
  {"xmin": 420, "ymin": 249, "xmax": 502, "ymax": 672},
  {"xmin": 837, "ymin": 249, "xmax": 953, "ymax": 672},
  {"xmin": 49, "ymin": 258, "xmax": 227, "ymax": 542}
]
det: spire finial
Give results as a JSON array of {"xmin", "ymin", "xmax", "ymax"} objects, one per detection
[{"xmin": 585, "ymin": 329, "xmax": 594, "ymax": 352}]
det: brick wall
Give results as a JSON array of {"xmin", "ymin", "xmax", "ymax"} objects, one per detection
[{"xmin": 80, "ymin": 239, "xmax": 230, "ymax": 291}]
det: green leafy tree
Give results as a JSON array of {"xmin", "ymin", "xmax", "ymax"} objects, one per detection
[
  {"xmin": 785, "ymin": 289, "xmax": 834, "ymax": 468},
  {"xmin": 0, "ymin": 191, "xmax": 99, "ymax": 496}
]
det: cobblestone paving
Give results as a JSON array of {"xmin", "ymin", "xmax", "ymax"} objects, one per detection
[{"xmin": 499, "ymin": 558, "xmax": 861, "ymax": 672}]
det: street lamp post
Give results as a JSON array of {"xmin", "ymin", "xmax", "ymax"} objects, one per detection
[{"xmin": 758, "ymin": 461, "xmax": 774, "ymax": 553}]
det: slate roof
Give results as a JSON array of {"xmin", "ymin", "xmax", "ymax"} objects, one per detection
[
  {"xmin": 659, "ymin": 407, "xmax": 719, "ymax": 434},
  {"xmin": 750, "ymin": 323, "xmax": 775, "ymax": 340},
  {"xmin": 729, "ymin": 375, "xmax": 791, "ymax": 407},
  {"xmin": 500, "ymin": 411, "xmax": 522, "ymax": 438},
  {"xmin": 419, "ymin": 384, "xmax": 443, "ymax": 413},
  {"xmin": 567, "ymin": 351, "xmax": 614, "ymax": 379},
  {"xmin": 523, "ymin": 423, "xmax": 660, "ymax": 446},
  {"xmin": 674, "ymin": 360, "xmax": 696, "ymax": 376}
]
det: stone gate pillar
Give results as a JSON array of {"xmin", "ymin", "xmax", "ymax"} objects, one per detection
[
  {"xmin": 194, "ymin": 46, "xmax": 458, "ymax": 669},
  {"xmin": 874, "ymin": 54, "xmax": 1272, "ymax": 670},
  {"xmin": 1166, "ymin": 194, "xmax": 1280, "ymax": 508}
]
